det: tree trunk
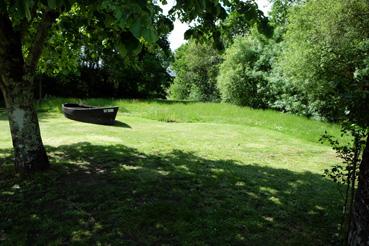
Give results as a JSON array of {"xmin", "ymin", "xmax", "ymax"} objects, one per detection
[
  {"xmin": 0, "ymin": 12, "xmax": 49, "ymax": 172},
  {"xmin": 4, "ymin": 80, "xmax": 49, "ymax": 172},
  {"xmin": 348, "ymin": 133, "xmax": 369, "ymax": 246},
  {"xmin": 2, "ymin": 83, "xmax": 49, "ymax": 171}
]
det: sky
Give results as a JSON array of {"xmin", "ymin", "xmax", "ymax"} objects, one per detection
[{"xmin": 160, "ymin": 0, "xmax": 272, "ymax": 50}]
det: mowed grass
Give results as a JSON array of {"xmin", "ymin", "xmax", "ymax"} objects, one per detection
[{"xmin": 0, "ymin": 98, "xmax": 343, "ymax": 245}]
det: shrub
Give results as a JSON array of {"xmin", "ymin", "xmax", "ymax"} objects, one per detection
[
  {"xmin": 168, "ymin": 40, "xmax": 222, "ymax": 101},
  {"xmin": 217, "ymin": 35, "xmax": 269, "ymax": 108}
]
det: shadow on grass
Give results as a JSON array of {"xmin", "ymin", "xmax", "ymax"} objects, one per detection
[
  {"xmin": 0, "ymin": 143, "xmax": 341, "ymax": 245},
  {"xmin": 113, "ymin": 120, "xmax": 131, "ymax": 128}
]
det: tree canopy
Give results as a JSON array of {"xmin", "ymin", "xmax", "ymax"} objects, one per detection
[{"xmin": 279, "ymin": 0, "xmax": 369, "ymax": 124}]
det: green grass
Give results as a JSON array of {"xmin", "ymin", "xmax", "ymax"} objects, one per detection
[
  {"xmin": 39, "ymin": 97, "xmax": 343, "ymax": 145},
  {"xmin": 0, "ymin": 98, "xmax": 343, "ymax": 245}
]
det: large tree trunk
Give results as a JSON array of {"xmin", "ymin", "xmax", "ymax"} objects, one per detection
[
  {"xmin": 348, "ymin": 133, "xmax": 369, "ymax": 246},
  {"xmin": 1, "ymin": 81, "xmax": 49, "ymax": 171},
  {"xmin": 0, "ymin": 11, "xmax": 50, "ymax": 172}
]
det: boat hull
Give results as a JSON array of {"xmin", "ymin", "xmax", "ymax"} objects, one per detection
[{"xmin": 62, "ymin": 103, "xmax": 119, "ymax": 125}]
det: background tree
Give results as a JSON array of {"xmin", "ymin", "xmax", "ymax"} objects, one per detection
[
  {"xmin": 257, "ymin": 0, "xmax": 312, "ymax": 117},
  {"xmin": 217, "ymin": 31, "xmax": 271, "ymax": 108},
  {"xmin": 168, "ymin": 0, "xmax": 271, "ymax": 102},
  {"xmin": 214, "ymin": 0, "xmax": 306, "ymax": 113},
  {"xmin": 220, "ymin": 0, "xmax": 272, "ymax": 47},
  {"xmin": 278, "ymin": 0, "xmax": 369, "ymax": 121},
  {"xmin": 168, "ymin": 40, "xmax": 222, "ymax": 101}
]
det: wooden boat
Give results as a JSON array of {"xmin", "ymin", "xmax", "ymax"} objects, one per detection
[{"xmin": 62, "ymin": 103, "xmax": 119, "ymax": 125}]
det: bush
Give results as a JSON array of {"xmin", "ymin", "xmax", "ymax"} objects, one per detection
[
  {"xmin": 266, "ymin": 68, "xmax": 321, "ymax": 118},
  {"xmin": 168, "ymin": 40, "xmax": 222, "ymax": 101},
  {"xmin": 217, "ymin": 35, "xmax": 269, "ymax": 108},
  {"xmin": 277, "ymin": 0, "xmax": 369, "ymax": 122}
]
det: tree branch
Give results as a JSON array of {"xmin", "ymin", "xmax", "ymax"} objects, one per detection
[{"xmin": 26, "ymin": 11, "xmax": 59, "ymax": 74}]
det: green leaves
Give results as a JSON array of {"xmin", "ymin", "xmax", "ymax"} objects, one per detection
[
  {"xmin": 168, "ymin": 40, "xmax": 222, "ymax": 101},
  {"xmin": 217, "ymin": 33, "xmax": 271, "ymax": 108},
  {"xmin": 15, "ymin": 0, "xmax": 33, "ymax": 20},
  {"xmin": 116, "ymin": 41, "xmax": 127, "ymax": 57},
  {"xmin": 184, "ymin": 29, "xmax": 197, "ymax": 40},
  {"xmin": 279, "ymin": 0, "xmax": 369, "ymax": 123},
  {"xmin": 48, "ymin": 0, "xmax": 57, "ymax": 9},
  {"xmin": 99, "ymin": 1, "xmax": 159, "ymax": 43},
  {"xmin": 115, "ymin": 31, "xmax": 142, "ymax": 58},
  {"xmin": 49, "ymin": 0, "xmax": 74, "ymax": 9},
  {"xmin": 155, "ymin": 16, "xmax": 174, "ymax": 35},
  {"xmin": 129, "ymin": 19, "xmax": 157, "ymax": 43}
]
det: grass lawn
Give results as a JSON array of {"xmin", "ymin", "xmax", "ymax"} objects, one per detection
[{"xmin": 0, "ymin": 98, "xmax": 343, "ymax": 245}]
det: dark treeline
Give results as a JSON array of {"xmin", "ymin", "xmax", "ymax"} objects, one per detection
[
  {"xmin": 36, "ymin": 58, "xmax": 172, "ymax": 99},
  {"xmin": 35, "ymin": 41, "xmax": 172, "ymax": 99}
]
